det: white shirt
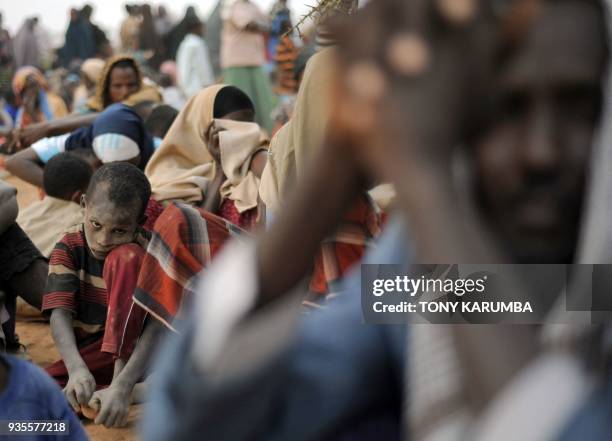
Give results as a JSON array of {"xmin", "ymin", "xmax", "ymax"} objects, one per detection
[{"xmin": 177, "ymin": 34, "xmax": 215, "ymax": 99}]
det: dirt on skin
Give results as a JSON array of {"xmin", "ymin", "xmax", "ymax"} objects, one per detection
[{"xmin": 5, "ymin": 170, "xmax": 141, "ymax": 441}]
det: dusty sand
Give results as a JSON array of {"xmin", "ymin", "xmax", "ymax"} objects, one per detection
[{"xmin": 5, "ymin": 168, "xmax": 141, "ymax": 441}]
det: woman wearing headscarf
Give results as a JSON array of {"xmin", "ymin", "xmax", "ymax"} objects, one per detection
[
  {"xmin": 135, "ymin": 84, "xmax": 268, "ymax": 332},
  {"xmin": 11, "ymin": 66, "xmax": 68, "ymax": 129},
  {"xmin": 7, "ymin": 55, "xmax": 162, "ymax": 150},
  {"xmin": 5, "ymin": 103, "xmax": 155, "ymax": 188}
]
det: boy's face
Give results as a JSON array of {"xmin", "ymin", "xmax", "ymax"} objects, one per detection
[
  {"xmin": 473, "ymin": 1, "xmax": 606, "ymax": 263},
  {"xmin": 81, "ymin": 191, "xmax": 142, "ymax": 260}
]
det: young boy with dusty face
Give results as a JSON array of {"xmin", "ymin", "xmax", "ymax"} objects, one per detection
[{"xmin": 44, "ymin": 163, "xmax": 162, "ymax": 428}]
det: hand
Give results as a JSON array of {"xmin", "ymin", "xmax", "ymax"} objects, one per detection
[
  {"xmin": 330, "ymin": 0, "xmax": 500, "ymax": 183},
  {"xmin": 64, "ymin": 367, "xmax": 96, "ymax": 412},
  {"xmin": 1, "ymin": 129, "xmax": 22, "ymax": 154},
  {"xmin": 204, "ymin": 121, "xmax": 226, "ymax": 164},
  {"xmin": 89, "ymin": 385, "xmax": 132, "ymax": 428},
  {"xmin": 18, "ymin": 121, "xmax": 50, "ymax": 147},
  {"xmin": 245, "ymin": 21, "xmax": 267, "ymax": 33}
]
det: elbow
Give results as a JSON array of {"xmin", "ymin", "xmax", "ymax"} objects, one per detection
[{"xmin": 4, "ymin": 155, "xmax": 18, "ymax": 175}]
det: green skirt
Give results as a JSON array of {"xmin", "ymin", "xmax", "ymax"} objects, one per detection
[{"xmin": 223, "ymin": 66, "xmax": 277, "ymax": 133}]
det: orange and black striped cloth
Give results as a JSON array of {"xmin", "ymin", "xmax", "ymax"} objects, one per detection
[
  {"xmin": 274, "ymin": 35, "xmax": 299, "ymax": 95},
  {"xmin": 133, "ymin": 203, "xmax": 245, "ymax": 332},
  {"xmin": 306, "ymin": 195, "xmax": 383, "ymax": 307}
]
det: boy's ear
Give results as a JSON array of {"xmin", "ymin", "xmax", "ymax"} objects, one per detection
[
  {"xmin": 70, "ymin": 190, "xmax": 84, "ymax": 204},
  {"xmin": 80, "ymin": 194, "xmax": 87, "ymax": 209}
]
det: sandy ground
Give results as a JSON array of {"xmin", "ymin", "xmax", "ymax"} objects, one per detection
[{"xmin": 4, "ymin": 167, "xmax": 141, "ymax": 441}]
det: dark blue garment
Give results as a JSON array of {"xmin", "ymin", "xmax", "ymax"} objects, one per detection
[
  {"xmin": 0, "ymin": 354, "xmax": 89, "ymax": 441},
  {"xmin": 59, "ymin": 17, "xmax": 96, "ymax": 67},
  {"xmin": 64, "ymin": 103, "xmax": 154, "ymax": 169}
]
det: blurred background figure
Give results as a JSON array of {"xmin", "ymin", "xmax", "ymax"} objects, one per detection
[
  {"xmin": 221, "ymin": 0, "xmax": 276, "ymax": 132},
  {"xmin": 0, "ymin": 13, "xmax": 14, "ymax": 97},
  {"xmin": 154, "ymin": 5, "xmax": 173, "ymax": 39},
  {"xmin": 80, "ymin": 4, "xmax": 111, "ymax": 59},
  {"xmin": 159, "ymin": 60, "xmax": 185, "ymax": 110},
  {"xmin": 72, "ymin": 57, "xmax": 105, "ymax": 113},
  {"xmin": 139, "ymin": 4, "xmax": 163, "ymax": 70},
  {"xmin": 205, "ymin": 1, "xmax": 223, "ymax": 79},
  {"xmin": 12, "ymin": 66, "xmax": 67, "ymax": 128},
  {"xmin": 13, "ymin": 17, "xmax": 41, "ymax": 70},
  {"xmin": 58, "ymin": 8, "xmax": 95, "ymax": 68},
  {"xmin": 163, "ymin": 6, "xmax": 197, "ymax": 62},
  {"xmin": 176, "ymin": 12, "xmax": 214, "ymax": 99},
  {"xmin": 268, "ymin": 0, "xmax": 291, "ymax": 64},
  {"xmin": 120, "ymin": 4, "xmax": 141, "ymax": 53}
]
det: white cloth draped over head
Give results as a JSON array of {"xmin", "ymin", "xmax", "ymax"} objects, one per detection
[{"xmin": 145, "ymin": 85, "xmax": 267, "ymax": 207}]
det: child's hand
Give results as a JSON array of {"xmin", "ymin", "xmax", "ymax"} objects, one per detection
[
  {"xmin": 90, "ymin": 386, "xmax": 131, "ymax": 428},
  {"xmin": 63, "ymin": 367, "xmax": 96, "ymax": 412}
]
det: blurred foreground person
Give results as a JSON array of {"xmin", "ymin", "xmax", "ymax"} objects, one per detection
[{"xmin": 143, "ymin": 1, "xmax": 612, "ymax": 440}]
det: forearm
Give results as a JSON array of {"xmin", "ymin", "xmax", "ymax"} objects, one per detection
[
  {"xmin": 388, "ymin": 157, "xmax": 503, "ymax": 264},
  {"xmin": 257, "ymin": 140, "xmax": 363, "ymax": 305},
  {"xmin": 50, "ymin": 309, "xmax": 88, "ymax": 374},
  {"xmin": 46, "ymin": 113, "xmax": 98, "ymax": 137},
  {"xmin": 5, "ymin": 152, "xmax": 44, "ymax": 188},
  {"xmin": 111, "ymin": 319, "xmax": 165, "ymax": 391}
]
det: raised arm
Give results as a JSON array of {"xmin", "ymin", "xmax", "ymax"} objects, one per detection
[
  {"xmin": 5, "ymin": 147, "xmax": 45, "ymax": 188},
  {"xmin": 16, "ymin": 113, "xmax": 99, "ymax": 148}
]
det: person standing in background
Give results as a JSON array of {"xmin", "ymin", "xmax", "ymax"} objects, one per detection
[
  {"xmin": 176, "ymin": 15, "xmax": 214, "ymax": 99},
  {"xmin": 120, "ymin": 4, "xmax": 142, "ymax": 53},
  {"xmin": 139, "ymin": 4, "xmax": 163, "ymax": 70},
  {"xmin": 221, "ymin": 0, "xmax": 276, "ymax": 133},
  {"xmin": 13, "ymin": 17, "xmax": 41, "ymax": 70}
]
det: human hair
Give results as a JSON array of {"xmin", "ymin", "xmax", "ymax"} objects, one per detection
[
  {"xmin": 86, "ymin": 162, "xmax": 151, "ymax": 218},
  {"xmin": 43, "ymin": 152, "xmax": 93, "ymax": 200},
  {"xmin": 213, "ymin": 86, "xmax": 255, "ymax": 118},
  {"xmin": 145, "ymin": 104, "xmax": 179, "ymax": 138}
]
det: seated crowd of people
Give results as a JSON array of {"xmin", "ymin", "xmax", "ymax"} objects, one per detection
[{"xmin": 1, "ymin": 0, "xmax": 612, "ymax": 440}]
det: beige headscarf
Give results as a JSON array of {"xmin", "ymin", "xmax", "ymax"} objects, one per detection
[
  {"xmin": 217, "ymin": 118, "xmax": 267, "ymax": 212},
  {"xmin": 87, "ymin": 55, "xmax": 162, "ymax": 112},
  {"xmin": 146, "ymin": 85, "xmax": 267, "ymax": 206},
  {"xmin": 258, "ymin": 47, "xmax": 337, "ymax": 213}
]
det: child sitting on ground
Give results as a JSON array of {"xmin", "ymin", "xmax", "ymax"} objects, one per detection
[
  {"xmin": 17, "ymin": 153, "xmax": 93, "ymax": 258},
  {"xmin": 42, "ymin": 163, "xmax": 162, "ymax": 428}
]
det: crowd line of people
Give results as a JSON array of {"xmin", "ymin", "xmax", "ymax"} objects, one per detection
[{"xmin": 1, "ymin": 0, "xmax": 612, "ymax": 440}]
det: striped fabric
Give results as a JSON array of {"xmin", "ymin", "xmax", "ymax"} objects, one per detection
[
  {"xmin": 42, "ymin": 224, "xmax": 108, "ymax": 341},
  {"xmin": 274, "ymin": 35, "xmax": 299, "ymax": 94},
  {"xmin": 134, "ymin": 203, "xmax": 245, "ymax": 332},
  {"xmin": 308, "ymin": 195, "xmax": 383, "ymax": 299}
]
